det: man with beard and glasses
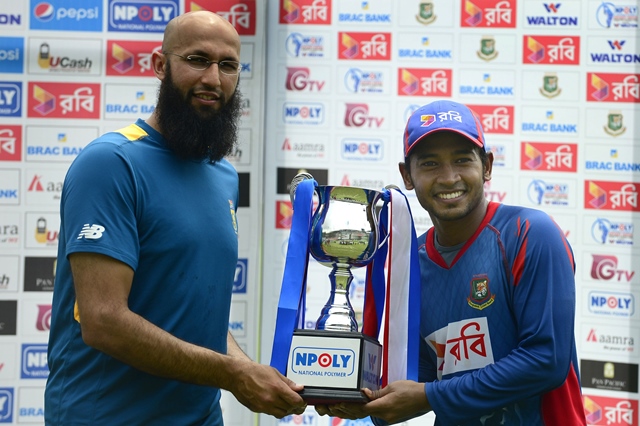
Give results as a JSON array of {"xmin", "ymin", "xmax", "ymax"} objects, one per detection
[
  {"xmin": 316, "ymin": 101, "xmax": 586, "ymax": 425},
  {"xmin": 45, "ymin": 11, "xmax": 307, "ymax": 425}
]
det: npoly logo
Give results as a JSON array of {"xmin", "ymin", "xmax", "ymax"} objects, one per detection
[
  {"xmin": 108, "ymin": 0, "xmax": 178, "ymax": 33},
  {"xmin": 291, "ymin": 347, "xmax": 355, "ymax": 376},
  {"xmin": 588, "ymin": 290, "xmax": 634, "ymax": 317}
]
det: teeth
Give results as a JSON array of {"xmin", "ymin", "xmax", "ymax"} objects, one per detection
[
  {"xmin": 197, "ymin": 94, "xmax": 216, "ymax": 101},
  {"xmin": 439, "ymin": 191, "xmax": 463, "ymax": 199}
]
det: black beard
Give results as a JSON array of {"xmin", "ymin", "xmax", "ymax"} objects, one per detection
[{"xmin": 154, "ymin": 65, "xmax": 243, "ymax": 163}]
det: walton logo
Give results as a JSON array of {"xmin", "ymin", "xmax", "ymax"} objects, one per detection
[
  {"xmin": 543, "ymin": 3, "xmax": 560, "ymax": 13},
  {"xmin": 77, "ymin": 224, "xmax": 105, "ymax": 240}
]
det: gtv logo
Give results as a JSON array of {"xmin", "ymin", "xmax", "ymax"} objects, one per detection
[
  {"xmin": 291, "ymin": 347, "xmax": 355, "ymax": 376},
  {"xmin": 591, "ymin": 255, "xmax": 635, "ymax": 282}
]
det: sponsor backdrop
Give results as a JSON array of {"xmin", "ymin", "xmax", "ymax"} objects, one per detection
[{"xmin": 0, "ymin": 0, "xmax": 638, "ymax": 425}]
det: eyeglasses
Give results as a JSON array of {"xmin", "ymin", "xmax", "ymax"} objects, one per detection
[{"xmin": 164, "ymin": 52, "xmax": 242, "ymax": 75}]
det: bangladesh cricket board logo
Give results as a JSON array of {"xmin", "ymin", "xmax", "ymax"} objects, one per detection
[
  {"xmin": 540, "ymin": 72, "xmax": 561, "ymax": 98},
  {"xmin": 604, "ymin": 110, "xmax": 626, "ymax": 137},
  {"xmin": 468, "ymin": 275, "xmax": 495, "ymax": 310},
  {"xmin": 477, "ymin": 36, "xmax": 498, "ymax": 61}
]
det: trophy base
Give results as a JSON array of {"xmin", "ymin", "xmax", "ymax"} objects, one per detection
[
  {"xmin": 298, "ymin": 387, "xmax": 368, "ymax": 405},
  {"xmin": 286, "ymin": 329, "xmax": 382, "ymax": 405}
]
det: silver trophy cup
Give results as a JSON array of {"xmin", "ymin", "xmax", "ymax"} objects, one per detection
[
  {"xmin": 310, "ymin": 184, "xmax": 384, "ymax": 332},
  {"xmin": 286, "ymin": 173, "xmax": 384, "ymax": 404}
]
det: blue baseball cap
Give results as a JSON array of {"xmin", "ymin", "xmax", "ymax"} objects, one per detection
[{"xmin": 403, "ymin": 100, "xmax": 487, "ymax": 158}]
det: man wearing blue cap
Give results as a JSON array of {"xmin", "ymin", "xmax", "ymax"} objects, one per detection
[{"xmin": 316, "ymin": 100, "xmax": 586, "ymax": 425}]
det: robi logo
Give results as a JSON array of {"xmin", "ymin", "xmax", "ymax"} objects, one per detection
[{"xmin": 34, "ymin": 3, "xmax": 54, "ymax": 22}]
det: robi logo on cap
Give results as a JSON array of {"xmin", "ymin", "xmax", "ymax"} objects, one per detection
[
  {"xmin": 421, "ymin": 114, "xmax": 436, "ymax": 127},
  {"xmin": 34, "ymin": 3, "xmax": 55, "ymax": 22}
]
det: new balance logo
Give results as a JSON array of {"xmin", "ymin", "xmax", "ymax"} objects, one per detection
[{"xmin": 77, "ymin": 224, "xmax": 105, "ymax": 239}]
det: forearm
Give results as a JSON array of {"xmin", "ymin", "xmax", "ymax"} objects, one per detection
[
  {"xmin": 227, "ymin": 331, "xmax": 250, "ymax": 360},
  {"xmin": 81, "ymin": 306, "xmax": 243, "ymax": 390}
]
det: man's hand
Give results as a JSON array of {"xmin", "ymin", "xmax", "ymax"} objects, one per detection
[
  {"xmin": 228, "ymin": 359, "xmax": 307, "ymax": 418},
  {"xmin": 315, "ymin": 380, "xmax": 430, "ymax": 424}
]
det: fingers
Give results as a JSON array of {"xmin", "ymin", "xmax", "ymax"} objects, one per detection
[{"xmin": 314, "ymin": 404, "xmax": 330, "ymax": 416}]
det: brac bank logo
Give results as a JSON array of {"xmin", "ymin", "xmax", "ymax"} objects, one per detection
[{"xmin": 291, "ymin": 347, "xmax": 355, "ymax": 377}]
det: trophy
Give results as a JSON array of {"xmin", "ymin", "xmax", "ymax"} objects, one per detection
[{"xmin": 281, "ymin": 173, "xmax": 386, "ymax": 404}]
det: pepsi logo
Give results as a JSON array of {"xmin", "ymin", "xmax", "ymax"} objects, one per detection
[{"xmin": 34, "ymin": 2, "xmax": 54, "ymax": 22}]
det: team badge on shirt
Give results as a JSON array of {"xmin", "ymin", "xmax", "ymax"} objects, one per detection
[
  {"xmin": 467, "ymin": 274, "xmax": 495, "ymax": 310},
  {"xmin": 229, "ymin": 200, "xmax": 238, "ymax": 235}
]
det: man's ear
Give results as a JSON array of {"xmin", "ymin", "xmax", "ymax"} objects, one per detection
[
  {"xmin": 483, "ymin": 151, "xmax": 494, "ymax": 182},
  {"xmin": 151, "ymin": 51, "xmax": 167, "ymax": 80},
  {"xmin": 399, "ymin": 162, "xmax": 414, "ymax": 191}
]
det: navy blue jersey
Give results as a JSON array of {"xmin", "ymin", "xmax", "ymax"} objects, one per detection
[
  {"xmin": 45, "ymin": 119, "xmax": 239, "ymax": 425},
  {"xmin": 420, "ymin": 202, "xmax": 585, "ymax": 425}
]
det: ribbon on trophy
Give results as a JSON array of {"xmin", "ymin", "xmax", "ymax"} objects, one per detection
[
  {"xmin": 270, "ymin": 179, "xmax": 420, "ymax": 388},
  {"xmin": 271, "ymin": 177, "xmax": 317, "ymax": 375},
  {"xmin": 362, "ymin": 188, "xmax": 420, "ymax": 386}
]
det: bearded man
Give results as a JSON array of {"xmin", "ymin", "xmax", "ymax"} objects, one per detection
[{"xmin": 44, "ymin": 11, "xmax": 306, "ymax": 426}]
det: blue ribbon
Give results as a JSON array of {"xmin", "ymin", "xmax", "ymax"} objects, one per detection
[{"xmin": 270, "ymin": 178, "xmax": 316, "ymax": 375}]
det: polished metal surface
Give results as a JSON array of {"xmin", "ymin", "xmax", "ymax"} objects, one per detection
[{"xmin": 300, "ymin": 179, "xmax": 384, "ymax": 332}]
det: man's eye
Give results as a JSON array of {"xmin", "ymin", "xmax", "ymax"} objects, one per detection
[
  {"xmin": 187, "ymin": 56, "xmax": 209, "ymax": 64},
  {"xmin": 220, "ymin": 61, "xmax": 239, "ymax": 72}
]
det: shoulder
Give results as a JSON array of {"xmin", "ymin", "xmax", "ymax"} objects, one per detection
[{"xmin": 493, "ymin": 204, "xmax": 557, "ymax": 231}]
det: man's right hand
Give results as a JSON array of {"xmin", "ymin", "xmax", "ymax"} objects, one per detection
[{"xmin": 228, "ymin": 360, "xmax": 307, "ymax": 418}]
